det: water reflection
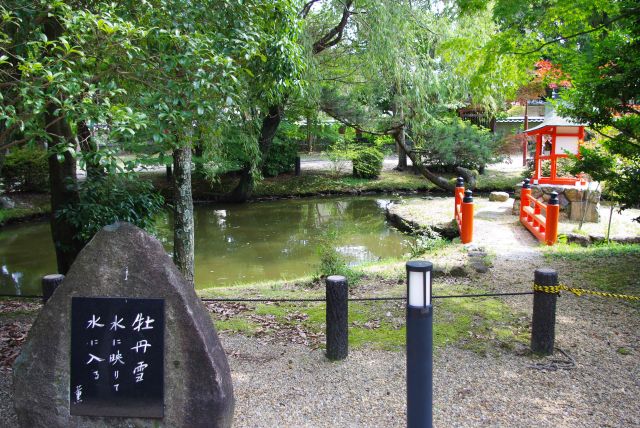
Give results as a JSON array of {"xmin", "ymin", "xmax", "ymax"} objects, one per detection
[
  {"xmin": 0, "ymin": 196, "xmax": 409, "ymax": 295},
  {"xmin": 0, "ymin": 221, "xmax": 57, "ymax": 296}
]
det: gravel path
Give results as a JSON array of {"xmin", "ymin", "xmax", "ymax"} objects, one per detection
[{"xmin": 223, "ymin": 295, "xmax": 639, "ymax": 428}]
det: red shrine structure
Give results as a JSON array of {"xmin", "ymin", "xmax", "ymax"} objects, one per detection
[{"xmin": 522, "ymin": 112, "xmax": 586, "ymax": 185}]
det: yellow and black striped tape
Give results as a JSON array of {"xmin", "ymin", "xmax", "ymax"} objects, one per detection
[{"xmin": 533, "ymin": 284, "xmax": 640, "ymax": 301}]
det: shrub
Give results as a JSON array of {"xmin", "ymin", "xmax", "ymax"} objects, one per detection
[
  {"xmin": 314, "ymin": 231, "xmax": 361, "ymax": 285},
  {"xmin": 1, "ymin": 146, "xmax": 49, "ymax": 192},
  {"xmin": 352, "ymin": 146, "xmax": 384, "ymax": 179},
  {"xmin": 263, "ymin": 136, "xmax": 298, "ymax": 177},
  {"xmin": 417, "ymin": 117, "xmax": 501, "ymax": 171},
  {"xmin": 56, "ymin": 173, "xmax": 164, "ymax": 243}
]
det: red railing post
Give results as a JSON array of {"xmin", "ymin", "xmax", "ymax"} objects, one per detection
[
  {"xmin": 460, "ymin": 190, "xmax": 474, "ymax": 244},
  {"xmin": 454, "ymin": 177, "xmax": 464, "ymax": 220},
  {"xmin": 520, "ymin": 179, "xmax": 531, "ymax": 220},
  {"xmin": 545, "ymin": 192, "xmax": 560, "ymax": 246}
]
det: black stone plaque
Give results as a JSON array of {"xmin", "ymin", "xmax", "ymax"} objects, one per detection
[{"xmin": 70, "ymin": 297, "xmax": 164, "ymax": 418}]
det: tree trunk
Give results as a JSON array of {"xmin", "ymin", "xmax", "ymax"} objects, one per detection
[
  {"xmin": 46, "ymin": 105, "xmax": 83, "ymax": 274},
  {"xmin": 172, "ymin": 146, "xmax": 195, "ymax": 285},
  {"xmin": 193, "ymin": 126, "xmax": 205, "ymax": 179},
  {"xmin": 43, "ymin": 15, "xmax": 83, "ymax": 274},
  {"xmin": 394, "ymin": 128, "xmax": 408, "ymax": 170},
  {"xmin": 395, "ymin": 103, "xmax": 407, "ymax": 170},
  {"xmin": 306, "ymin": 111, "xmax": 314, "ymax": 153},
  {"xmin": 396, "ymin": 133, "xmax": 476, "ymax": 192},
  {"xmin": 230, "ymin": 104, "xmax": 284, "ymax": 202}
]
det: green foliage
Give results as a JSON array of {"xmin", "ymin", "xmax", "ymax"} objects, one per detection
[
  {"xmin": 418, "ymin": 117, "xmax": 501, "ymax": 170},
  {"xmin": 56, "ymin": 174, "xmax": 164, "ymax": 243},
  {"xmin": 493, "ymin": 0, "xmax": 639, "ymax": 219},
  {"xmin": 263, "ymin": 131, "xmax": 299, "ymax": 177},
  {"xmin": 314, "ymin": 231, "xmax": 361, "ymax": 285},
  {"xmin": 571, "ymin": 141, "xmax": 639, "ymax": 219},
  {"xmin": 407, "ymin": 232, "xmax": 448, "ymax": 258},
  {"xmin": 352, "ymin": 146, "xmax": 384, "ymax": 179},
  {"xmin": 1, "ymin": 146, "xmax": 49, "ymax": 193}
]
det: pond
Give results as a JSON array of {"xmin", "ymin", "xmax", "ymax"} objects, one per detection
[{"xmin": 0, "ymin": 196, "xmax": 411, "ymax": 296}]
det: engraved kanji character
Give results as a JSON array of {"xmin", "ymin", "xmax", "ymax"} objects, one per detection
[
  {"xmin": 131, "ymin": 313, "xmax": 155, "ymax": 331},
  {"xmin": 109, "ymin": 350, "xmax": 125, "ymax": 366},
  {"xmin": 86, "ymin": 315, "xmax": 104, "ymax": 329},
  {"xmin": 109, "ymin": 315, "xmax": 125, "ymax": 331},
  {"xmin": 130, "ymin": 340, "xmax": 152, "ymax": 354},
  {"xmin": 86, "ymin": 353, "xmax": 104, "ymax": 365}
]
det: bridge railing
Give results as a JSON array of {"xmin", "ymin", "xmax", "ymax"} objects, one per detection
[
  {"xmin": 454, "ymin": 177, "xmax": 473, "ymax": 244},
  {"xmin": 519, "ymin": 178, "xmax": 559, "ymax": 246}
]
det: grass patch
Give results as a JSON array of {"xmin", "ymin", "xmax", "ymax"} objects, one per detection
[
  {"xmin": 433, "ymin": 287, "xmax": 529, "ymax": 355},
  {"xmin": 475, "ymin": 168, "xmax": 523, "ymax": 192},
  {"xmin": 0, "ymin": 201, "xmax": 50, "ymax": 226},
  {"xmin": 214, "ymin": 317, "xmax": 260, "ymax": 335},
  {"xmin": 543, "ymin": 243, "xmax": 640, "ymax": 306},
  {"xmin": 206, "ymin": 280, "xmax": 527, "ymax": 354}
]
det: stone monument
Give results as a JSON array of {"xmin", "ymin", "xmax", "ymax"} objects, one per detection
[{"xmin": 13, "ymin": 222, "xmax": 234, "ymax": 427}]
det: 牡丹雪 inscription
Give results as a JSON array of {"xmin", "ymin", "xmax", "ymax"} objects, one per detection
[{"xmin": 70, "ymin": 297, "xmax": 164, "ymax": 418}]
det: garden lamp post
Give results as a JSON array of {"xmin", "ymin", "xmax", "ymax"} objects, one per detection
[{"xmin": 406, "ymin": 260, "xmax": 433, "ymax": 428}]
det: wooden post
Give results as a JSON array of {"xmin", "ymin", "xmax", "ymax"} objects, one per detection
[
  {"xmin": 42, "ymin": 274, "xmax": 64, "ymax": 304},
  {"xmin": 326, "ymin": 275, "xmax": 348, "ymax": 361},
  {"xmin": 531, "ymin": 268, "xmax": 558, "ymax": 355},
  {"xmin": 294, "ymin": 156, "xmax": 301, "ymax": 176},
  {"xmin": 545, "ymin": 192, "xmax": 560, "ymax": 246},
  {"xmin": 460, "ymin": 190, "xmax": 474, "ymax": 244}
]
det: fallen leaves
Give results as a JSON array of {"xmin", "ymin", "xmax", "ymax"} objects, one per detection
[
  {"xmin": 204, "ymin": 301, "xmax": 249, "ymax": 320},
  {"xmin": 0, "ymin": 321, "xmax": 30, "ymax": 371}
]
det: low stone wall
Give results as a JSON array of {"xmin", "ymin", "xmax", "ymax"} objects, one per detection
[{"xmin": 513, "ymin": 182, "xmax": 601, "ymax": 223}]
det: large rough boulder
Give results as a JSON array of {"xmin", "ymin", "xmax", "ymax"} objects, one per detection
[
  {"xmin": 385, "ymin": 200, "xmax": 458, "ymax": 239},
  {"xmin": 489, "ymin": 191, "xmax": 510, "ymax": 202},
  {"xmin": 13, "ymin": 222, "xmax": 234, "ymax": 428}
]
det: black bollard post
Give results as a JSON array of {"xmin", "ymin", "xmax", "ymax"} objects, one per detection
[
  {"xmin": 166, "ymin": 164, "xmax": 173, "ymax": 181},
  {"xmin": 295, "ymin": 156, "xmax": 301, "ymax": 176},
  {"xmin": 406, "ymin": 260, "xmax": 433, "ymax": 428},
  {"xmin": 326, "ymin": 275, "xmax": 348, "ymax": 360},
  {"xmin": 531, "ymin": 268, "xmax": 558, "ymax": 355},
  {"xmin": 42, "ymin": 274, "xmax": 64, "ymax": 304}
]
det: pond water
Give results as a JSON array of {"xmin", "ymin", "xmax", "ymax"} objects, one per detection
[{"xmin": 0, "ymin": 196, "xmax": 411, "ymax": 296}]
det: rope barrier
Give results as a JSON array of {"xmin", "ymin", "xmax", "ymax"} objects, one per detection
[
  {"xmin": 533, "ymin": 284, "xmax": 640, "ymax": 301},
  {"xmin": 1, "ymin": 291, "xmax": 535, "ymax": 303},
  {"xmin": 201, "ymin": 291, "xmax": 534, "ymax": 303}
]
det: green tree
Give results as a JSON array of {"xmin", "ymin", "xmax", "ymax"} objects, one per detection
[
  {"xmin": 309, "ymin": 0, "xmax": 519, "ymax": 190},
  {"xmin": 1, "ymin": 1, "xmax": 305, "ymax": 282},
  {"xmin": 494, "ymin": 0, "xmax": 639, "ymax": 219}
]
